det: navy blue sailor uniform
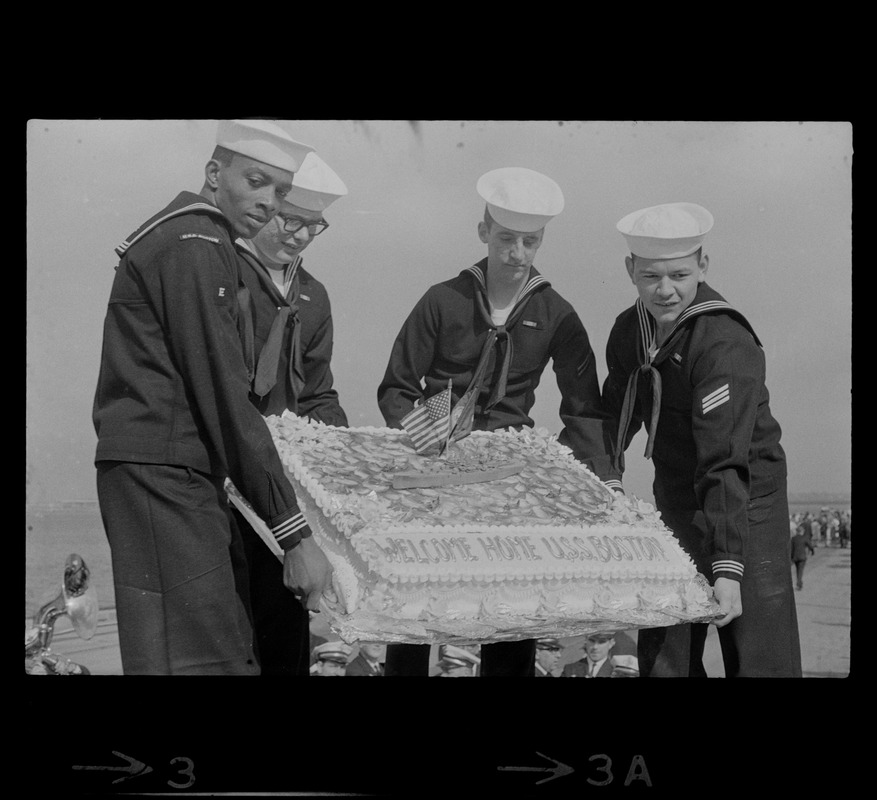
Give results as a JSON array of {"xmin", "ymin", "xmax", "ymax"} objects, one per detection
[
  {"xmin": 230, "ymin": 244, "xmax": 348, "ymax": 675},
  {"xmin": 93, "ymin": 192, "xmax": 314, "ymax": 675},
  {"xmin": 236, "ymin": 246, "xmax": 348, "ymax": 424},
  {"xmin": 378, "ymin": 257, "xmax": 617, "ymax": 677},
  {"xmin": 378, "ymin": 257, "xmax": 616, "ymax": 476},
  {"xmin": 602, "ymin": 282, "xmax": 802, "ymax": 677}
]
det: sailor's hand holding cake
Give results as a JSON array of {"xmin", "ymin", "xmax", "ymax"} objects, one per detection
[{"xmin": 284, "ymin": 535, "xmax": 334, "ymax": 611}]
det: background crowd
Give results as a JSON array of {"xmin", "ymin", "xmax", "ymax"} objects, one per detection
[
  {"xmin": 308, "ymin": 632, "xmax": 643, "ymax": 678},
  {"xmin": 789, "ymin": 507, "xmax": 851, "ymax": 592},
  {"xmin": 790, "ymin": 508, "xmax": 852, "ymax": 549}
]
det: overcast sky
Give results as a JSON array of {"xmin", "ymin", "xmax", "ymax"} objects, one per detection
[{"xmin": 26, "ymin": 120, "xmax": 852, "ymax": 504}]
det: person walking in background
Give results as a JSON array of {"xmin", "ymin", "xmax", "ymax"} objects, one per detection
[
  {"xmin": 602, "ymin": 202, "xmax": 802, "ymax": 678},
  {"xmin": 229, "ymin": 152, "xmax": 349, "ymax": 676},
  {"xmin": 838, "ymin": 512, "xmax": 851, "ymax": 548},
  {"xmin": 377, "ymin": 167, "xmax": 617, "ymax": 677},
  {"xmin": 791, "ymin": 523, "xmax": 816, "ymax": 590},
  {"xmin": 92, "ymin": 120, "xmax": 333, "ymax": 675},
  {"xmin": 795, "ymin": 515, "xmax": 814, "ymax": 548}
]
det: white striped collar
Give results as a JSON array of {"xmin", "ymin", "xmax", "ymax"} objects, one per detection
[
  {"xmin": 465, "ymin": 263, "xmax": 549, "ymax": 313},
  {"xmin": 635, "ymin": 300, "xmax": 657, "ymax": 364},
  {"xmin": 114, "ymin": 202, "xmax": 224, "ymax": 258},
  {"xmin": 634, "ymin": 296, "xmax": 738, "ymax": 363}
]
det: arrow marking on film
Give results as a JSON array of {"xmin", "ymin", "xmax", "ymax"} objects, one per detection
[
  {"xmin": 73, "ymin": 751, "xmax": 154, "ymax": 784},
  {"xmin": 498, "ymin": 751, "xmax": 575, "ymax": 784}
]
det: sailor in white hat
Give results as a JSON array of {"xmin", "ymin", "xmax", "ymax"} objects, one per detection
[
  {"xmin": 234, "ymin": 149, "xmax": 350, "ymax": 420},
  {"xmin": 602, "ymin": 202, "xmax": 802, "ymax": 678},
  {"xmin": 205, "ymin": 119, "xmax": 314, "ymax": 240},
  {"xmin": 93, "ymin": 119, "xmax": 333, "ymax": 675},
  {"xmin": 616, "ymin": 202, "xmax": 714, "ymax": 343},
  {"xmin": 616, "ymin": 202, "xmax": 714, "ymax": 261},
  {"xmin": 245, "ymin": 152, "xmax": 348, "ymax": 283},
  {"xmin": 377, "ymin": 167, "xmax": 615, "ymax": 677},
  {"xmin": 474, "ymin": 167, "xmax": 564, "ymax": 328},
  {"xmin": 476, "ymin": 167, "xmax": 565, "ymax": 234},
  {"xmin": 230, "ymin": 151, "xmax": 350, "ymax": 675},
  {"xmin": 311, "ymin": 641, "xmax": 353, "ymax": 676},
  {"xmin": 215, "ymin": 119, "xmax": 314, "ymax": 175}
]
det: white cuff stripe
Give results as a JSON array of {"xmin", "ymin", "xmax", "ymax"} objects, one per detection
[
  {"xmin": 273, "ymin": 514, "xmax": 308, "ymax": 541},
  {"xmin": 712, "ymin": 559, "xmax": 744, "ymax": 576}
]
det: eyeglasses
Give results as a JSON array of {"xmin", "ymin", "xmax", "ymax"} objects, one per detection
[{"xmin": 278, "ymin": 215, "xmax": 329, "ymax": 236}]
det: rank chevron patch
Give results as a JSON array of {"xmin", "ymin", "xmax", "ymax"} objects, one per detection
[{"xmin": 701, "ymin": 383, "xmax": 730, "ymax": 414}]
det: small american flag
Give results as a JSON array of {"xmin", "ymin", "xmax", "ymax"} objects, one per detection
[
  {"xmin": 447, "ymin": 386, "xmax": 476, "ymax": 444},
  {"xmin": 401, "ymin": 383, "xmax": 453, "ymax": 454}
]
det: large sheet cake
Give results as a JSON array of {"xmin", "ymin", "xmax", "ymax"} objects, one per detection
[{"xmin": 229, "ymin": 413, "xmax": 721, "ymax": 645}]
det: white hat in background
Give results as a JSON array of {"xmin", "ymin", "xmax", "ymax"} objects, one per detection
[
  {"xmin": 312, "ymin": 641, "xmax": 353, "ymax": 664},
  {"xmin": 215, "ymin": 119, "xmax": 314, "ymax": 174},
  {"xmin": 438, "ymin": 644, "xmax": 481, "ymax": 668},
  {"xmin": 610, "ymin": 654, "xmax": 640, "ymax": 677},
  {"xmin": 286, "ymin": 152, "xmax": 348, "ymax": 212},
  {"xmin": 616, "ymin": 202, "xmax": 714, "ymax": 259},
  {"xmin": 477, "ymin": 167, "xmax": 565, "ymax": 233}
]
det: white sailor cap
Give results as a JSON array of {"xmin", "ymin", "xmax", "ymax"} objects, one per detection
[
  {"xmin": 477, "ymin": 167, "xmax": 565, "ymax": 233},
  {"xmin": 286, "ymin": 152, "xmax": 348, "ymax": 212},
  {"xmin": 610, "ymin": 654, "xmax": 640, "ymax": 677},
  {"xmin": 313, "ymin": 641, "xmax": 353, "ymax": 664},
  {"xmin": 616, "ymin": 202, "xmax": 714, "ymax": 260},
  {"xmin": 216, "ymin": 119, "xmax": 314, "ymax": 175},
  {"xmin": 438, "ymin": 644, "xmax": 481, "ymax": 668}
]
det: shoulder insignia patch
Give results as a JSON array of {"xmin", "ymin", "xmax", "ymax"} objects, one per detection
[
  {"xmin": 180, "ymin": 233, "xmax": 221, "ymax": 244},
  {"xmin": 701, "ymin": 383, "xmax": 730, "ymax": 414}
]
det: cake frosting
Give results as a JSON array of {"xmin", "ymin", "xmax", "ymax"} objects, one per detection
[{"xmin": 255, "ymin": 413, "xmax": 720, "ymax": 644}]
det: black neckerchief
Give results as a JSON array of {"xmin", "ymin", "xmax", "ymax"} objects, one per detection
[
  {"xmin": 464, "ymin": 259, "xmax": 550, "ymax": 411},
  {"xmin": 237, "ymin": 244, "xmax": 306, "ymax": 404},
  {"xmin": 614, "ymin": 283, "xmax": 759, "ymax": 473}
]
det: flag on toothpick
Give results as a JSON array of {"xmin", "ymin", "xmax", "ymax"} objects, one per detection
[
  {"xmin": 447, "ymin": 385, "xmax": 477, "ymax": 444},
  {"xmin": 401, "ymin": 382, "xmax": 453, "ymax": 454}
]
